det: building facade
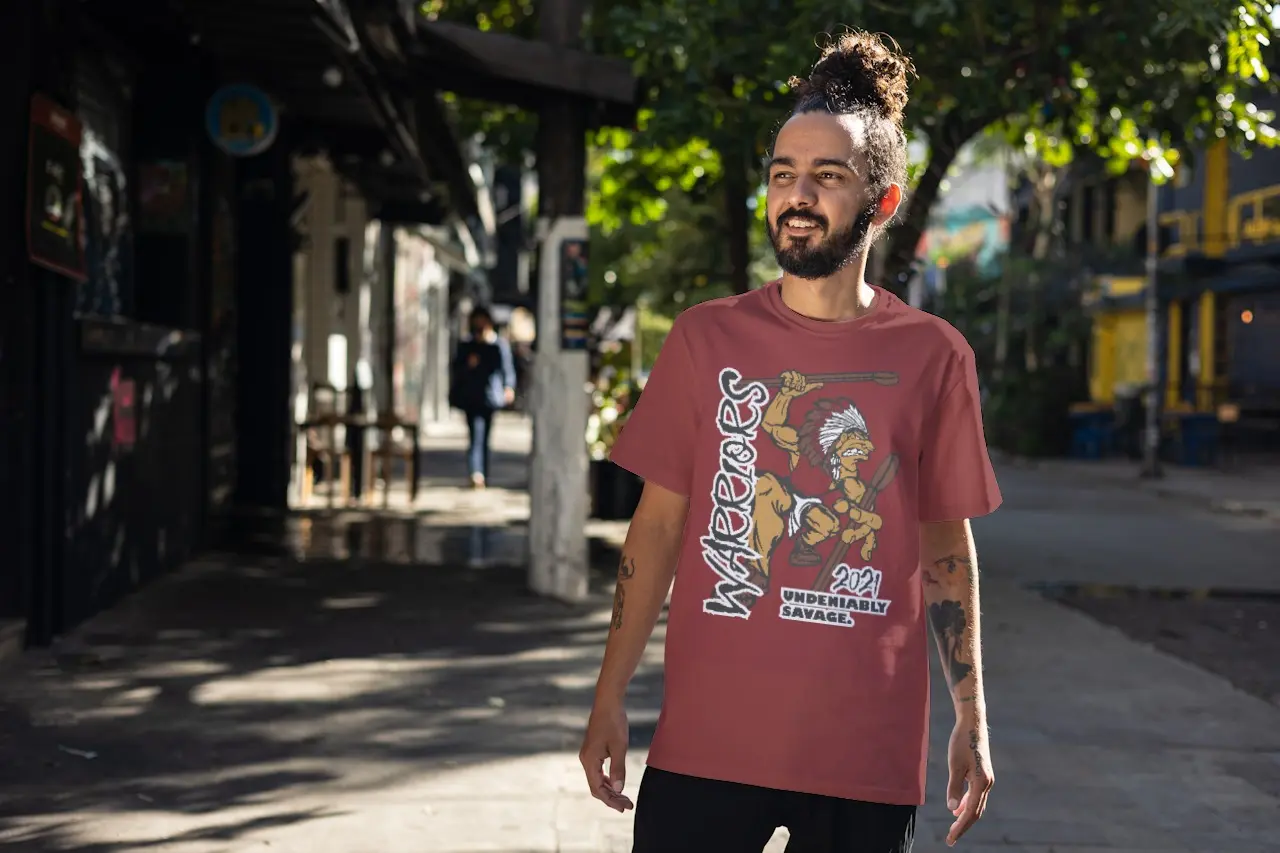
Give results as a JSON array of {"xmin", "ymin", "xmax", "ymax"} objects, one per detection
[
  {"xmin": 1076, "ymin": 96, "xmax": 1280, "ymax": 461},
  {"xmin": 0, "ymin": 0, "xmax": 496, "ymax": 650}
]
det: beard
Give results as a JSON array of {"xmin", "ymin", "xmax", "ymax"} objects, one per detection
[{"xmin": 768, "ymin": 203, "xmax": 878, "ymax": 280}]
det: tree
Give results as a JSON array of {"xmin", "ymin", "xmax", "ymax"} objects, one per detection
[
  {"xmin": 428, "ymin": 0, "xmax": 1279, "ymax": 298},
  {"xmin": 593, "ymin": 0, "xmax": 1279, "ymax": 294}
]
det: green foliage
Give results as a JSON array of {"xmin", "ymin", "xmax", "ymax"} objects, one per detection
[
  {"xmin": 424, "ymin": 1, "xmax": 540, "ymax": 164},
  {"xmin": 423, "ymin": 0, "xmax": 1279, "ymax": 308},
  {"xmin": 585, "ymin": 177, "xmax": 779, "ymax": 315},
  {"xmin": 935, "ymin": 256, "xmax": 1094, "ymax": 458}
]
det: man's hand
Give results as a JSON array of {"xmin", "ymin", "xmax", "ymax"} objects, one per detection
[
  {"xmin": 945, "ymin": 720, "xmax": 993, "ymax": 846},
  {"xmin": 503, "ymin": 386, "xmax": 515, "ymax": 406},
  {"xmin": 777, "ymin": 370, "xmax": 823, "ymax": 399},
  {"xmin": 579, "ymin": 701, "xmax": 634, "ymax": 812}
]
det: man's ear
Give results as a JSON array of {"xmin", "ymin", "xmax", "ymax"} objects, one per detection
[{"xmin": 876, "ymin": 183, "xmax": 904, "ymax": 222}]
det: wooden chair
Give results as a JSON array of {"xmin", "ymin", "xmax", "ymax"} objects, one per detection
[
  {"xmin": 300, "ymin": 384, "xmax": 353, "ymax": 507},
  {"xmin": 366, "ymin": 411, "xmax": 419, "ymax": 508}
]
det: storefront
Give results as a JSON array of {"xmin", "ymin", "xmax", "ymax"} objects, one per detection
[
  {"xmin": 0, "ymin": 0, "xmax": 484, "ymax": 648},
  {"xmin": 0, "ymin": 1, "xmax": 240, "ymax": 643}
]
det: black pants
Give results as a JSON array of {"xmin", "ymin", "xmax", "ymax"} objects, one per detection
[{"xmin": 632, "ymin": 768, "xmax": 915, "ymax": 853}]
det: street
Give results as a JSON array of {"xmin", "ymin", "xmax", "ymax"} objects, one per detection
[{"xmin": 0, "ymin": 416, "xmax": 1277, "ymax": 852}]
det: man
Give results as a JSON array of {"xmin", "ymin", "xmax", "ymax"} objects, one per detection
[
  {"xmin": 448, "ymin": 306, "xmax": 516, "ymax": 489},
  {"xmin": 579, "ymin": 30, "xmax": 1002, "ymax": 853}
]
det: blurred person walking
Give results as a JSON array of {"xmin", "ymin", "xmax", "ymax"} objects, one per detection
[
  {"xmin": 579, "ymin": 31, "xmax": 1002, "ymax": 852},
  {"xmin": 449, "ymin": 306, "xmax": 516, "ymax": 489}
]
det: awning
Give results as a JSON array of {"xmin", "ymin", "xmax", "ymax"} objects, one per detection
[
  {"xmin": 1201, "ymin": 263, "xmax": 1280, "ymax": 296},
  {"xmin": 169, "ymin": 0, "xmax": 483, "ymax": 229}
]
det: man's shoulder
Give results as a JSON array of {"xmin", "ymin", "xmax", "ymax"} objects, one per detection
[
  {"xmin": 881, "ymin": 298, "xmax": 976, "ymax": 362},
  {"xmin": 671, "ymin": 287, "xmax": 771, "ymax": 333}
]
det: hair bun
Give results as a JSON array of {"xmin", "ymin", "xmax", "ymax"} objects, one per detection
[{"xmin": 788, "ymin": 31, "xmax": 914, "ymax": 127}]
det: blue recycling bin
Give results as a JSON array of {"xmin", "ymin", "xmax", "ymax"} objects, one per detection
[
  {"xmin": 1174, "ymin": 413, "xmax": 1219, "ymax": 467},
  {"xmin": 1069, "ymin": 408, "xmax": 1115, "ymax": 460}
]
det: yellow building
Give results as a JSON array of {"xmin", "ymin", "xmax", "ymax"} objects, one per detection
[{"xmin": 1079, "ymin": 125, "xmax": 1280, "ymax": 462}]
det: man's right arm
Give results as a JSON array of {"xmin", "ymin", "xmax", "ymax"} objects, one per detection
[
  {"xmin": 580, "ymin": 480, "xmax": 688, "ymax": 811},
  {"xmin": 597, "ymin": 480, "xmax": 687, "ymax": 698}
]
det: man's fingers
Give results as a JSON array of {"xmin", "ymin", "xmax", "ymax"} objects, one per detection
[
  {"xmin": 947, "ymin": 793, "xmax": 979, "ymax": 845},
  {"xmin": 607, "ymin": 754, "xmax": 627, "ymax": 792},
  {"xmin": 580, "ymin": 746, "xmax": 634, "ymax": 813},
  {"xmin": 973, "ymin": 773, "xmax": 993, "ymax": 819},
  {"xmin": 580, "ymin": 751, "xmax": 608, "ymax": 800},
  {"xmin": 946, "ymin": 774, "xmax": 992, "ymax": 846},
  {"xmin": 945, "ymin": 767, "xmax": 965, "ymax": 813}
]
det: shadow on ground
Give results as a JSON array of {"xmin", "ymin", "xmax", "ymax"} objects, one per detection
[
  {"xmin": 0, "ymin": 517, "xmax": 644, "ymax": 852},
  {"xmin": 1039, "ymin": 584, "xmax": 1280, "ymax": 708}
]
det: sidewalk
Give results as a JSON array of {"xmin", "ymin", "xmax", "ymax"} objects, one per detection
[
  {"xmin": 1, "ymin": 420, "xmax": 1277, "ymax": 852},
  {"xmin": 1002, "ymin": 454, "xmax": 1280, "ymax": 520},
  {"xmin": 1, "ymin": 545, "xmax": 1276, "ymax": 852}
]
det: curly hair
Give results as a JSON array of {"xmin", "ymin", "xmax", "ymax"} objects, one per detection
[{"xmin": 784, "ymin": 30, "xmax": 915, "ymax": 196}]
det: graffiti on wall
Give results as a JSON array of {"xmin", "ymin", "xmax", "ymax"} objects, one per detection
[
  {"xmin": 77, "ymin": 128, "xmax": 132, "ymax": 318},
  {"xmin": 918, "ymin": 206, "xmax": 1011, "ymax": 276}
]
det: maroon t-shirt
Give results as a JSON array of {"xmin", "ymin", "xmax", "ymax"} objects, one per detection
[{"xmin": 609, "ymin": 281, "xmax": 1002, "ymax": 805}]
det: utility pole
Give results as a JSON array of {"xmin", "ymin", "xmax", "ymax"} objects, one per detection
[
  {"xmin": 528, "ymin": 0, "xmax": 592, "ymax": 601},
  {"xmin": 1141, "ymin": 159, "xmax": 1164, "ymax": 479}
]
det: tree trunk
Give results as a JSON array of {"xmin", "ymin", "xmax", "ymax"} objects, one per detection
[
  {"xmin": 722, "ymin": 146, "xmax": 752, "ymax": 295},
  {"xmin": 881, "ymin": 117, "xmax": 985, "ymax": 295},
  {"xmin": 1024, "ymin": 167, "xmax": 1059, "ymax": 373},
  {"xmin": 994, "ymin": 266, "xmax": 1012, "ymax": 381},
  {"xmin": 882, "ymin": 147, "xmax": 957, "ymax": 294}
]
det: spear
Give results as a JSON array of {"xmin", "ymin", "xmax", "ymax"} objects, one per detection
[
  {"xmin": 810, "ymin": 452, "xmax": 900, "ymax": 592},
  {"xmin": 756, "ymin": 371, "xmax": 898, "ymax": 388}
]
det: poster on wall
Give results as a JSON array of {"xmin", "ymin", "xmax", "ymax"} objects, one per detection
[
  {"xmin": 27, "ymin": 94, "xmax": 87, "ymax": 281},
  {"xmin": 559, "ymin": 238, "xmax": 590, "ymax": 350}
]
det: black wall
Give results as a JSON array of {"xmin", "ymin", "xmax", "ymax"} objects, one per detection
[{"xmin": 0, "ymin": 0, "xmax": 243, "ymax": 644}]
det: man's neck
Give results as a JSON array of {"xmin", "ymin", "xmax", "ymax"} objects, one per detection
[{"xmin": 779, "ymin": 262, "xmax": 875, "ymax": 321}]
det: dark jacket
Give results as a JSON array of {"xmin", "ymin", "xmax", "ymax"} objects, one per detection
[{"xmin": 450, "ymin": 336, "xmax": 516, "ymax": 413}]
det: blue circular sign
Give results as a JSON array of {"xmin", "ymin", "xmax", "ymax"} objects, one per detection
[{"xmin": 206, "ymin": 84, "xmax": 278, "ymax": 157}]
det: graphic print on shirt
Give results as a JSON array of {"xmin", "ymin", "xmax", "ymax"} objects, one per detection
[{"xmin": 700, "ymin": 367, "xmax": 900, "ymax": 627}]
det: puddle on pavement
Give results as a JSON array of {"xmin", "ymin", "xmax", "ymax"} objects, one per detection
[{"xmin": 219, "ymin": 513, "xmax": 528, "ymax": 568}]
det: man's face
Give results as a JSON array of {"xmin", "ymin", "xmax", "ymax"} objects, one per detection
[
  {"xmin": 832, "ymin": 432, "xmax": 875, "ymax": 478},
  {"xmin": 765, "ymin": 112, "xmax": 894, "ymax": 280}
]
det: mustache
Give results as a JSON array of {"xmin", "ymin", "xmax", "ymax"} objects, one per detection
[{"xmin": 775, "ymin": 209, "xmax": 828, "ymax": 230}]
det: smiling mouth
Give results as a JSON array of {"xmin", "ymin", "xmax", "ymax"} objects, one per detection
[{"xmin": 781, "ymin": 217, "xmax": 823, "ymax": 234}]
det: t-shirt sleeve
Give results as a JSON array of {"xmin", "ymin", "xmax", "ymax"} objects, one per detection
[
  {"xmin": 917, "ymin": 346, "xmax": 1002, "ymax": 523},
  {"xmin": 609, "ymin": 320, "xmax": 698, "ymax": 497}
]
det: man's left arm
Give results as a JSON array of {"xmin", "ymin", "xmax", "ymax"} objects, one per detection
[
  {"xmin": 498, "ymin": 339, "xmax": 517, "ymax": 405},
  {"xmin": 921, "ymin": 518, "xmax": 993, "ymax": 847}
]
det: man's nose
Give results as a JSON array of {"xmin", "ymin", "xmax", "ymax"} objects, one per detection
[{"xmin": 787, "ymin": 175, "xmax": 817, "ymax": 208}]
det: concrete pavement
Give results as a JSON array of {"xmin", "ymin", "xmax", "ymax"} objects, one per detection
[
  {"xmin": 1, "ymin": 417, "xmax": 1277, "ymax": 852},
  {"xmin": 977, "ymin": 461, "xmax": 1280, "ymax": 593},
  {"xmin": 1004, "ymin": 455, "xmax": 1280, "ymax": 521}
]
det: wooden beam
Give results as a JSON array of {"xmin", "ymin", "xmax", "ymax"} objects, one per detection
[{"xmin": 414, "ymin": 20, "xmax": 637, "ymax": 108}]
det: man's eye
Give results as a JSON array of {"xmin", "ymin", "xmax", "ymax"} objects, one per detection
[{"xmin": 819, "ymin": 172, "xmax": 841, "ymax": 180}]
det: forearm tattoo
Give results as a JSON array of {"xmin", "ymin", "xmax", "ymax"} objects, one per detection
[{"xmin": 610, "ymin": 554, "xmax": 637, "ymax": 630}]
